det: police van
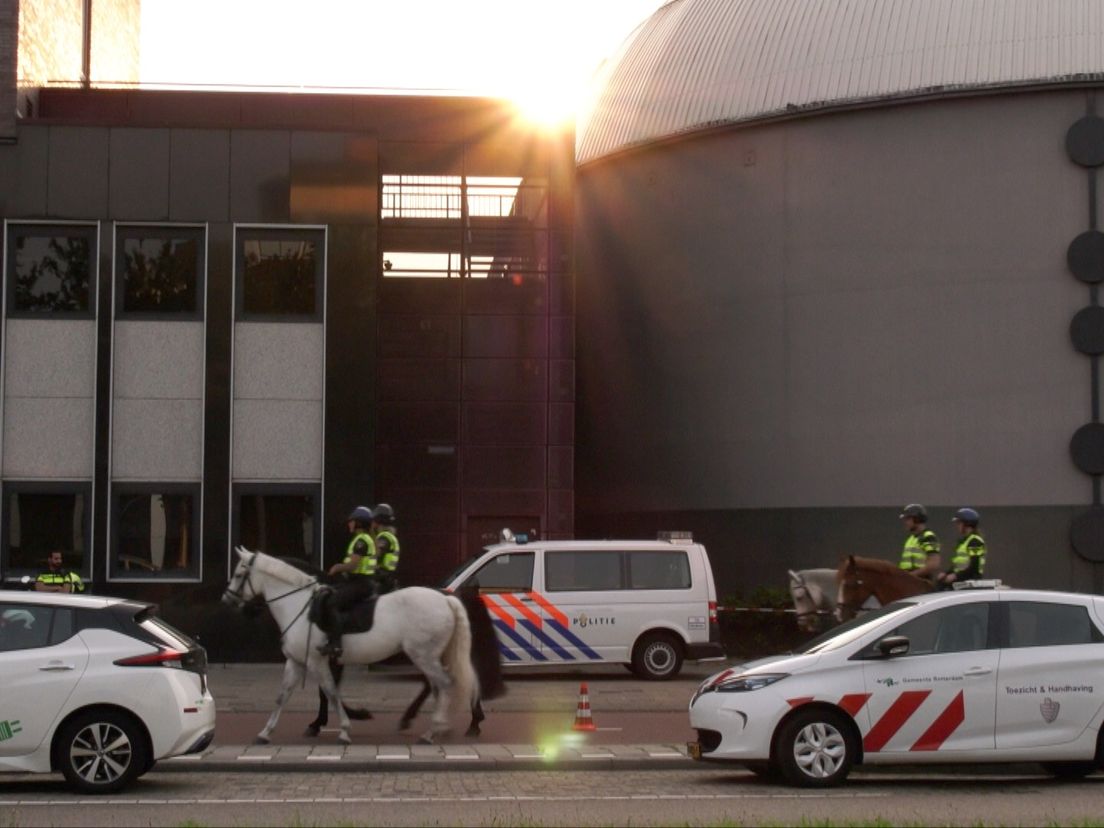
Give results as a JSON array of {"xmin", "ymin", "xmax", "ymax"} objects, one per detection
[{"xmin": 443, "ymin": 531, "xmax": 726, "ymax": 679}]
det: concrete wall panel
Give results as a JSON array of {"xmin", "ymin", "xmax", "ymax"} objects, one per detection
[
  {"xmin": 111, "ymin": 398, "xmax": 202, "ymax": 480},
  {"xmin": 233, "ymin": 323, "xmax": 323, "ymax": 400},
  {"xmin": 113, "ymin": 321, "xmax": 204, "ymax": 400},
  {"xmin": 4, "ymin": 319, "xmax": 96, "ymax": 398},
  {"xmin": 232, "ymin": 399, "xmax": 322, "ymax": 480},
  {"xmin": 3, "ymin": 398, "xmax": 92, "ymax": 477}
]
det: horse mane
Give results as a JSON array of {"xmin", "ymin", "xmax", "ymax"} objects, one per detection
[
  {"xmin": 277, "ymin": 556, "xmax": 323, "ymax": 578},
  {"xmin": 249, "ymin": 550, "xmax": 316, "ymax": 586},
  {"xmin": 839, "ymin": 556, "xmax": 912, "ymax": 579}
]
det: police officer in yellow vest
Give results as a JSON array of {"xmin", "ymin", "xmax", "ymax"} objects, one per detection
[
  {"xmin": 898, "ymin": 504, "xmax": 941, "ymax": 581},
  {"xmin": 370, "ymin": 503, "xmax": 400, "ymax": 594},
  {"xmin": 937, "ymin": 507, "xmax": 987, "ymax": 588},
  {"xmin": 34, "ymin": 550, "xmax": 85, "ymax": 594},
  {"xmin": 319, "ymin": 505, "xmax": 378, "ymax": 657}
]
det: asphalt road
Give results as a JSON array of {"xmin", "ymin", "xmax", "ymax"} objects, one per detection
[{"xmin": 2, "ymin": 767, "xmax": 1102, "ymax": 827}]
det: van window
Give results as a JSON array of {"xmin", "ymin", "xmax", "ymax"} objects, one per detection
[
  {"xmin": 462, "ymin": 552, "xmax": 534, "ymax": 593},
  {"xmin": 545, "ymin": 550, "xmax": 621, "ymax": 592},
  {"xmin": 628, "ymin": 551, "xmax": 691, "ymax": 589}
]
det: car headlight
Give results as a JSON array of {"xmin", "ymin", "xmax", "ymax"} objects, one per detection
[{"xmin": 714, "ymin": 672, "xmax": 788, "ymax": 692}]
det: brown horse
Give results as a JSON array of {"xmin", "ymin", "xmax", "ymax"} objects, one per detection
[{"xmin": 836, "ymin": 555, "xmax": 931, "ymax": 621}]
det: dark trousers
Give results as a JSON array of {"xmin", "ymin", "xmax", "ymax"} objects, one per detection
[{"xmin": 325, "ymin": 574, "xmax": 377, "ymax": 645}]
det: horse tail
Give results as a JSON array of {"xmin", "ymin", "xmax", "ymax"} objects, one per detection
[
  {"xmin": 456, "ymin": 586, "xmax": 505, "ymax": 700},
  {"xmin": 444, "ymin": 595, "xmax": 477, "ymax": 720}
]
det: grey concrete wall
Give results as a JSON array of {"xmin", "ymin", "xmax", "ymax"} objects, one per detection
[
  {"xmin": 232, "ymin": 322, "xmax": 324, "ymax": 481},
  {"xmin": 111, "ymin": 320, "xmax": 204, "ymax": 481},
  {"xmin": 2, "ymin": 318, "xmax": 96, "ymax": 478},
  {"xmin": 575, "ymin": 89, "xmax": 1100, "ymax": 592}
]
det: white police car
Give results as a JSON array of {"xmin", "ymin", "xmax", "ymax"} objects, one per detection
[
  {"xmin": 0, "ymin": 590, "xmax": 215, "ymax": 793},
  {"xmin": 688, "ymin": 583, "xmax": 1104, "ymax": 786}
]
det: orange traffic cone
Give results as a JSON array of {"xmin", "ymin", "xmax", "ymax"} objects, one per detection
[{"xmin": 572, "ymin": 682, "xmax": 596, "ymax": 731}]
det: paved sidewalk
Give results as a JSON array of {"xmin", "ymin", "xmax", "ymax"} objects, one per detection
[{"xmin": 161, "ymin": 662, "xmax": 714, "ymax": 772}]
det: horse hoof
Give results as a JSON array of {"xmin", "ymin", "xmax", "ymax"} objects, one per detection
[
  {"xmin": 303, "ymin": 726, "xmax": 320, "ymax": 738},
  {"xmin": 417, "ymin": 733, "xmax": 435, "ymax": 745},
  {"xmin": 397, "ymin": 719, "xmax": 411, "ymax": 732},
  {"xmin": 254, "ymin": 736, "xmax": 270, "ymax": 746},
  {"xmin": 339, "ymin": 734, "xmax": 352, "ymax": 746},
  {"xmin": 465, "ymin": 726, "xmax": 481, "ymax": 738}
]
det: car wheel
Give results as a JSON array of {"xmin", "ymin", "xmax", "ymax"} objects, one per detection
[
  {"xmin": 56, "ymin": 709, "xmax": 149, "ymax": 794},
  {"xmin": 1041, "ymin": 761, "xmax": 1098, "ymax": 779},
  {"xmin": 774, "ymin": 708, "xmax": 855, "ymax": 787},
  {"xmin": 631, "ymin": 632, "xmax": 684, "ymax": 680}
]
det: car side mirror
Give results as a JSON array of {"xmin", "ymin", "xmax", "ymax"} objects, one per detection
[{"xmin": 877, "ymin": 635, "xmax": 910, "ymax": 657}]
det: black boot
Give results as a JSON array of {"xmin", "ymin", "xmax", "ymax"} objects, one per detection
[{"xmin": 317, "ymin": 602, "xmax": 344, "ymax": 658}]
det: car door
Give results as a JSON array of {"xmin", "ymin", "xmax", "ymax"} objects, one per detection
[
  {"xmin": 458, "ymin": 551, "xmax": 544, "ymax": 664},
  {"xmin": 861, "ymin": 600, "xmax": 998, "ymax": 753},
  {"xmin": 995, "ymin": 598, "xmax": 1104, "ymax": 749},
  {"xmin": 0, "ymin": 604, "xmax": 89, "ymax": 756},
  {"xmin": 540, "ymin": 549, "xmax": 621, "ymax": 663}
]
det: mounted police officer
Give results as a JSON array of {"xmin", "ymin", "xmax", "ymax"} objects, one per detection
[
  {"xmin": 898, "ymin": 503, "xmax": 941, "ymax": 581},
  {"xmin": 936, "ymin": 507, "xmax": 987, "ymax": 587},
  {"xmin": 318, "ymin": 506, "xmax": 378, "ymax": 658},
  {"xmin": 34, "ymin": 550, "xmax": 84, "ymax": 594},
  {"xmin": 370, "ymin": 503, "xmax": 400, "ymax": 594}
]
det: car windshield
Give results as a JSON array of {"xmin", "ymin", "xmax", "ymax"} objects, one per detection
[
  {"xmin": 799, "ymin": 601, "xmax": 918, "ymax": 654},
  {"xmin": 440, "ymin": 549, "xmax": 494, "ymax": 588}
]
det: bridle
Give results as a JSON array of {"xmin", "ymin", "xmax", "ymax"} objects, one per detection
[
  {"xmin": 836, "ymin": 570, "xmax": 870, "ymax": 619},
  {"xmin": 224, "ymin": 552, "xmax": 320, "ymax": 632},
  {"xmin": 790, "ymin": 574, "xmax": 833, "ymax": 625}
]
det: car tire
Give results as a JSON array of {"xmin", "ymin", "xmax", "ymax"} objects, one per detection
[
  {"xmin": 56, "ymin": 709, "xmax": 149, "ymax": 794},
  {"xmin": 631, "ymin": 632, "xmax": 684, "ymax": 680},
  {"xmin": 774, "ymin": 707, "xmax": 855, "ymax": 788},
  {"xmin": 1041, "ymin": 761, "xmax": 1098, "ymax": 779}
]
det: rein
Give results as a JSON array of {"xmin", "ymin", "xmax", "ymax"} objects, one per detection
[{"xmin": 227, "ymin": 553, "xmax": 320, "ymax": 637}]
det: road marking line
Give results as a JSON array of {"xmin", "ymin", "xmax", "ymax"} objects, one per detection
[
  {"xmin": 306, "ymin": 755, "xmax": 342, "ymax": 761},
  {"xmin": 235, "ymin": 756, "xmax": 272, "ymax": 762}
]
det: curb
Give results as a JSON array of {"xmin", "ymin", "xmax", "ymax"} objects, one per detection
[{"xmin": 159, "ymin": 745, "xmax": 695, "ymax": 774}]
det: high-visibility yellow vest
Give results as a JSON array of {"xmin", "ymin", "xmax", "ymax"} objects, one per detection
[
  {"xmin": 376, "ymin": 529, "xmax": 400, "ymax": 573},
  {"xmin": 343, "ymin": 532, "xmax": 377, "ymax": 575},
  {"xmin": 951, "ymin": 533, "xmax": 986, "ymax": 574},
  {"xmin": 900, "ymin": 529, "xmax": 940, "ymax": 571},
  {"xmin": 36, "ymin": 570, "xmax": 84, "ymax": 592}
]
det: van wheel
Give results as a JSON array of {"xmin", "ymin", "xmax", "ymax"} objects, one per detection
[
  {"xmin": 631, "ymin": 632, "xmax": 683, "ymax": 680},
  {"xmin": 774, "ymin": 708, "xmax": 855, "ymax": 787},
  {"xmin": 56, "ymin": 709, "xmax": 148, "ymax": 794}
]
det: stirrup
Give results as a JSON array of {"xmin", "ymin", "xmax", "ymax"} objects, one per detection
[{"xmin": 317, "ymin": 640, "xmax": 342, "ymax": 658}]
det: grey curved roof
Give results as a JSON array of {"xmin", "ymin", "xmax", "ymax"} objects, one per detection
[{"xmin": 577, "ymin": 0, "xmax": 1104, "ymax": 164}]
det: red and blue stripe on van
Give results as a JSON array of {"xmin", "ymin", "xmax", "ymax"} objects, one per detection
[{"xmin": 481, "ymin": 592, "xmax": 602, "ymax": 662}]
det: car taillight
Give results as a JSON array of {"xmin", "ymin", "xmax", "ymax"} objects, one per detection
[
  {"xmin": 115, "ymin": 648, "xmax": 185, "ymax": 668},
  {"xmin": 708, "ymin": 601, "xmax": 718, "ymax": 623}
]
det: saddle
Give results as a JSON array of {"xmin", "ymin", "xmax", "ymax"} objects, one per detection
[{"xmin": 309, "ymin": 587, "xmax": 379, "ymax": 636}]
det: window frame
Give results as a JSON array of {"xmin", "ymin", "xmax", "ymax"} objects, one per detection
[
  {"xmin": 107, "ymin": 482, "xmax": 202, "ymax": 583},
  {"xmin": 0, "ymin": 603, "xmax": 73, "ymax": 652},
  {"xmin": 544, "ymin": 549, "xmax": 626, "ymax": 593},
  {"xmin": 4, "ymin": 220, "xmax": 99, "ymax": 319},
  {"xmin": 229, "ymin": 482, "xmax": 322, "ymax": 576},
  {"xmin": 233, "ymin": 225, "xmax": 326, "ymax": 323},
  {"xmin": 113, "ymin": 222, "xmax": 207, "ymax": 321},
  {"xmin": 0, "ymin": 481, "xmax": 93, "ymax": 584},
  {"xmin": 462, "ymin": 551, "xmax": 535, "ymax": 593}
]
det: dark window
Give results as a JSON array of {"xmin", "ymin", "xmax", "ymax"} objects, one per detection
[
  {"xmin": 111, "ymin": 487, "xmax": 199, "ymax": 579},
  {"xmin": 545, "ymin": 550, "xmax": 622, "ymax": 592},
  {"xmin": 236, "ymin": 228, "xmax": 324, "ymax": 320},
  {"xmin": 879, "ymin": 602, "xmax": 992, "ymax": 656},
  {"xmin": 0, "ymin": 604, "xmax": 54, "ymax": 651},
  {"xmin": 233, "ymin": 486, "xmax": 319, "ymax": 567},
  {"xmin": 116, "ymin": 225, "xmax": 204, "ymax": 317},
  {"xmin": 1007, "ymin": 601, "xmax": 1104, "ymax": 648},
  {"xmin": 6, "ymin": 223, "xmax": 96, "ymax": 316},
  {"xmin": 2, "ymin": 485, "xmax": 90, "ymax": 580},
  {"xmin": 50, "ymin": 608, "xmax": 74, "ymax": 645},
  {"xmin": 462, "ymin": 552, "xmax": 534, "ymax": 593},
  {"xmin": 627, "ymin": 551, "xmax": 691, "ymax": 590}
]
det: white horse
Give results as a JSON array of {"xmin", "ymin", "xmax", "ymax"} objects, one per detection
[
  {"xmin": 787, "ymin": 568, "xmax": 841, "ymax": 632},
  {"xmin": 222, "ymin": 547, "xmax": 476, "ymax": 745}
]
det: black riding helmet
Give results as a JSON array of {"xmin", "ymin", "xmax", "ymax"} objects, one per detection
[
  {"xmin": 899, "ymin": 503, "xmax": 927, "ymax": 521},
  {"xmin": 347, "ymin": 505, "xmax": 374, "ymax": 528},
  {"xmin": 372, "ymin": 502, "xmax": 396, "ymax": 524}
]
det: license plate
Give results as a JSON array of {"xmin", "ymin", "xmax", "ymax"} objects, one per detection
[{"xmin": 687, "ymin": 741, "xmax": 702, "ymax": 760}]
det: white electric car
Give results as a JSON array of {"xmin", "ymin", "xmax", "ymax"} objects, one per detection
[
  {"xmin": 689, "ymin": 583, "xmax": 1104, "ymax": 786},
  {"xmin": 0, "ymin": 590, "xmax": 215, "ymax": 793}
]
